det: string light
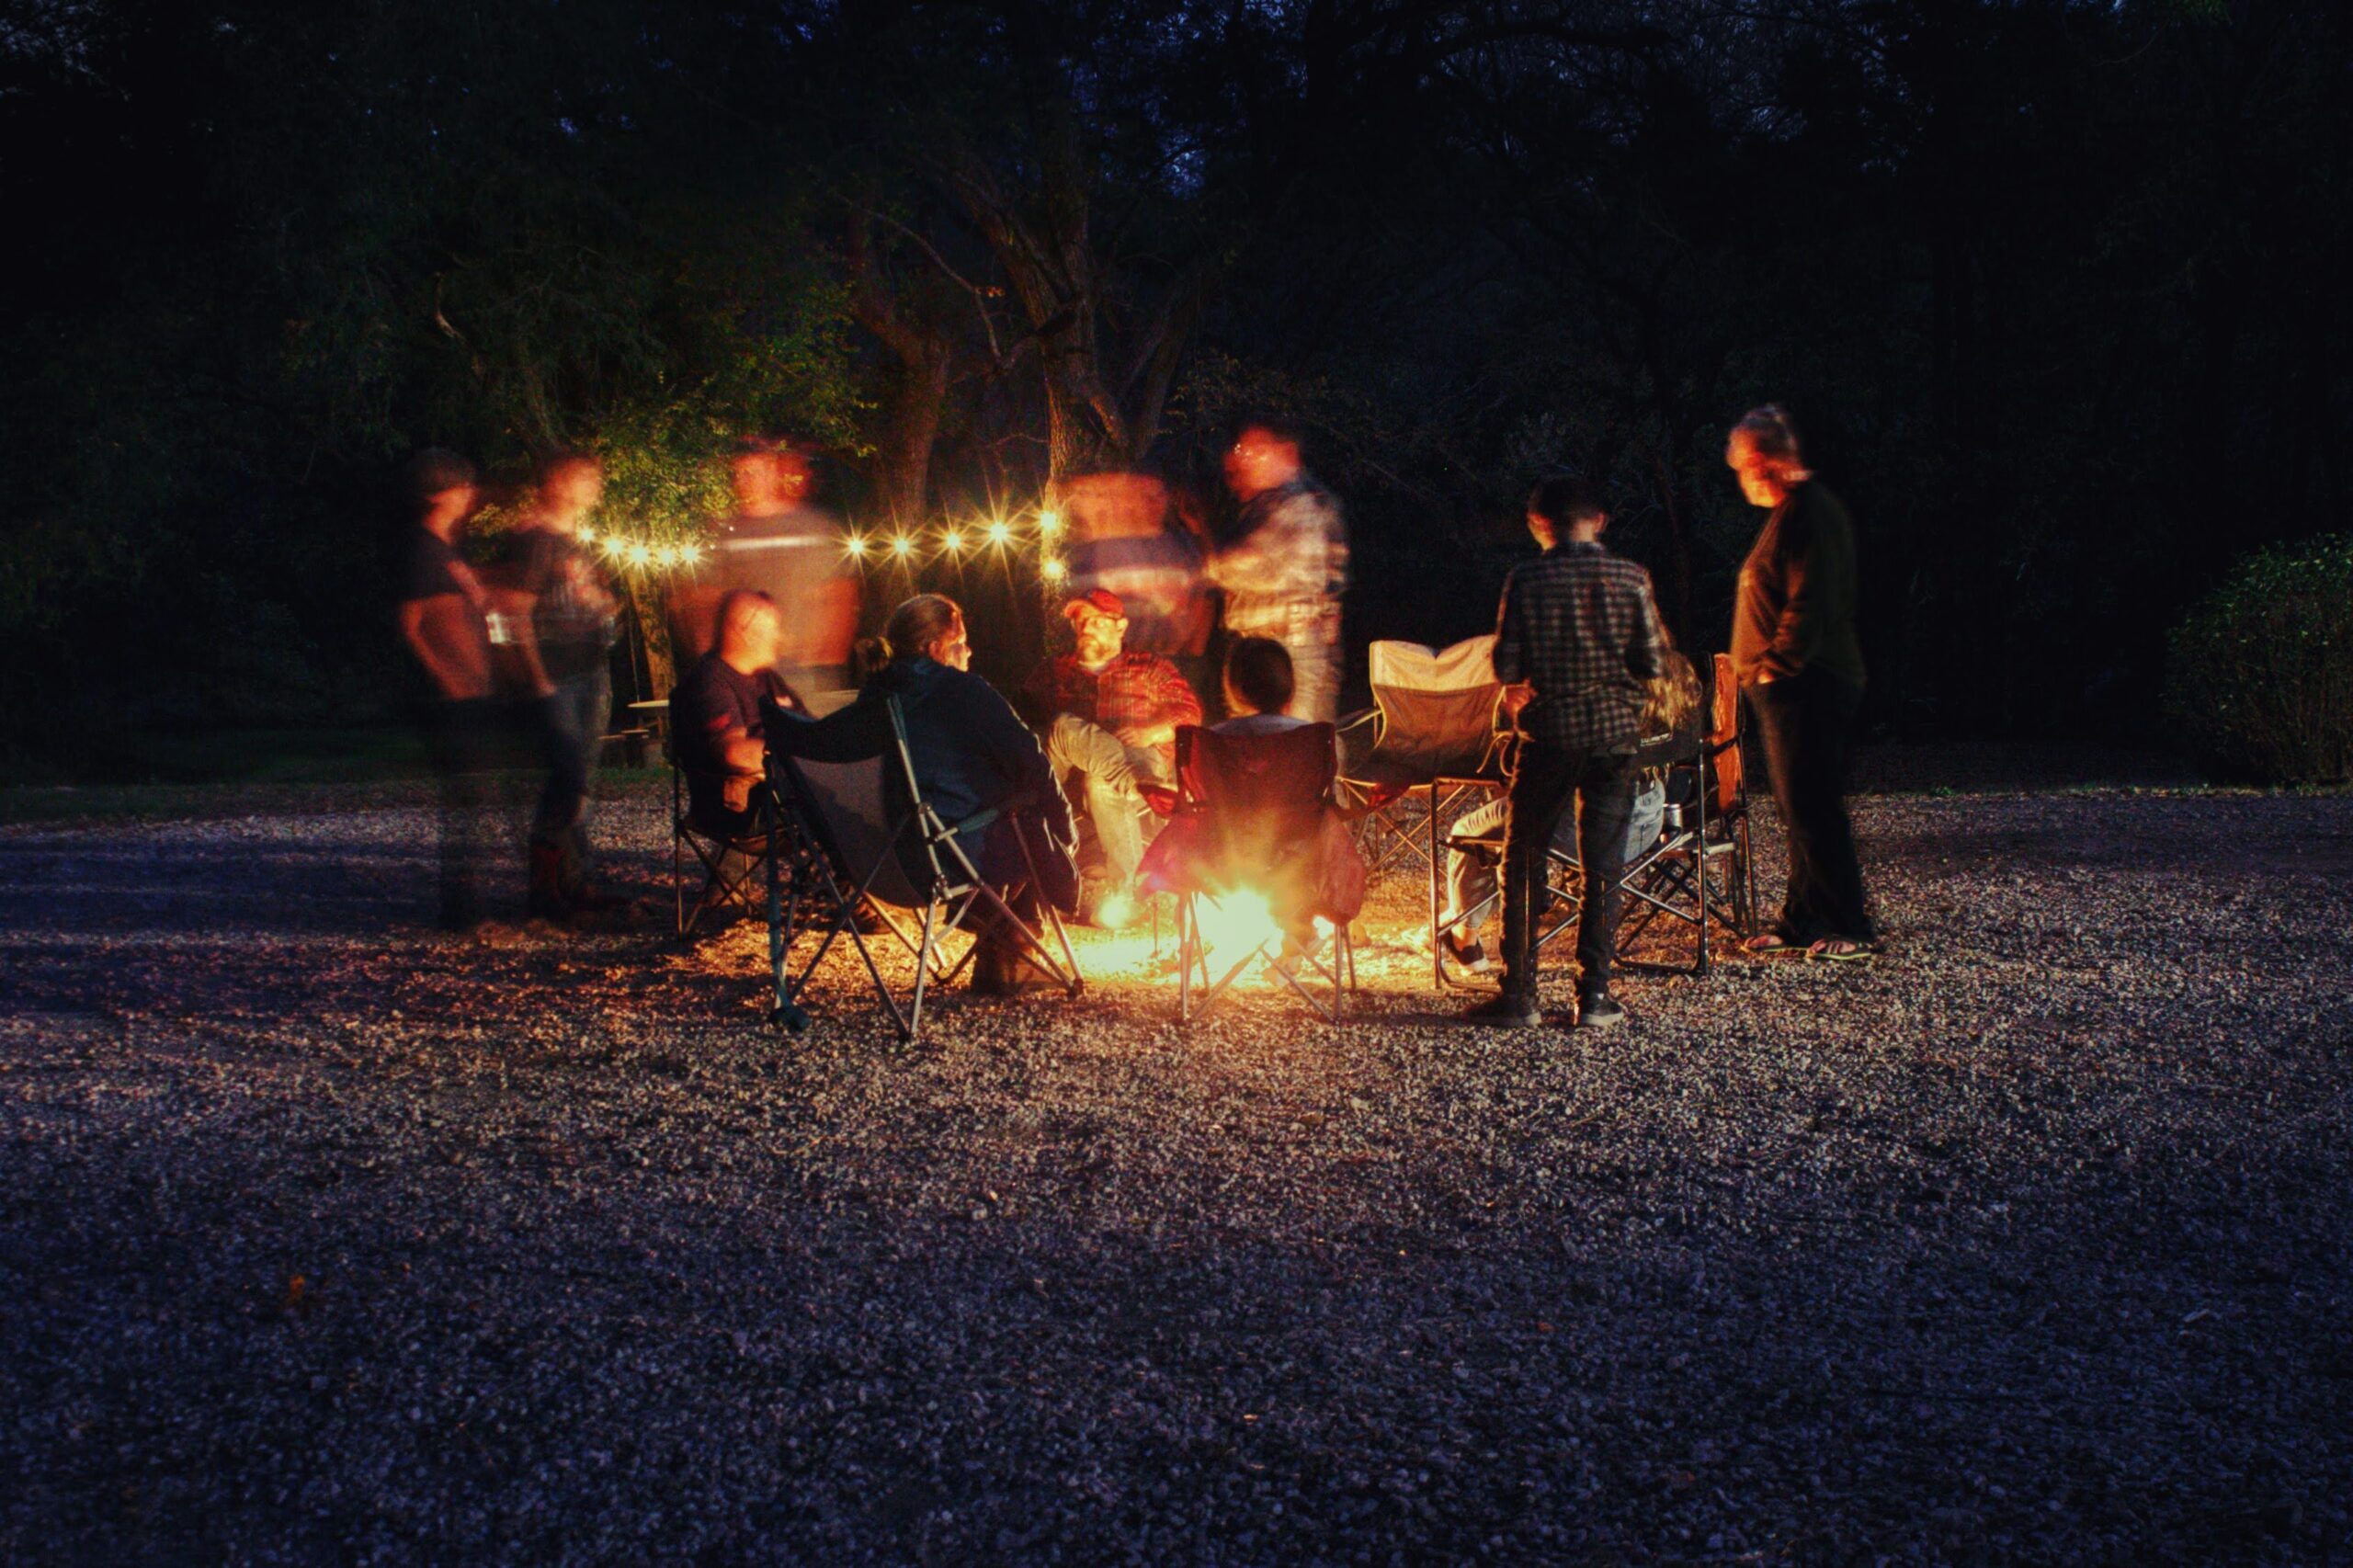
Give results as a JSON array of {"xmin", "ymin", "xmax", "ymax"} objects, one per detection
[
  {"xmin": 845, "ymin": 534, "xmax": 870, "ymax": 560},
  {"xmin": 889, "ymin": 534, "xmax": 915, "ymax": 561},
  {"xmin": 941, "ymin": 528, "xmax": 966, "ymax": 556},
  {"xmin": 625, "ymin": 542, "xmax": 653, "ymax": 568},
  {"xmin": 1040, "ymin": 554, "xmax": 1067, "ymax": 584},
  {"xmin": 985, "ymin": 520, "xmax": 1013, "ymax": 548},
  {"xmin": 654, "ymin": 544, "xmax": 681, "ymax": 569},
  {"xmin": 1037, "ymin": 507, "xmax": 1064, "ymax": 539}
]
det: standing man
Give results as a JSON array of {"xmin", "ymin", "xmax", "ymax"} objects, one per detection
[
  {"xmin": 394, "ymin": 449, "xmax": 496, "ymax": 931},
  {"xmin": 496, "ymin": 451, "xmax": 621, "ymax": 922},
  {"xmin": 1462, "ymin": 475, "xmax": 1666, "ymax": 1031},
  {"xmin": 1211, "ymin": 421, "xmax": 1349, "ymax": 722},
  {"xmin": 1725, "ymin": 403, "xmax": 1876, "ymax": 960},
  {"xmin": 1022, "ymin": 588, "xmax": 1203, "ymax": 920},
  {"xmin": 676, "ymin": 437, "xmax": 859, "ymax": 705}
]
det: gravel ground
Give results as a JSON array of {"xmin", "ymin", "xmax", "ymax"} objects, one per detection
[{"xmin": 2, "ymin": 784, "xmax": 2348, "ymax": 1563}]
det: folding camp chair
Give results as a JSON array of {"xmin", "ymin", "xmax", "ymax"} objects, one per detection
[
  {"xmin": 766, "ymin": 695, "xmax": 1084, "ymax": 1041},
  {"xmin": 1341, "ymin": 637, "xmax": 1510, "ymax": 878},
  {"xmin": 1613, "ymin": 653, "xmax": 1757, "ymax": 975},
  {"xmin": 1154, "ymin": 723, "xmax": 1358, "ymax": 1024},
  {"xmin": 1434, "ymin": 787, "xmax": 1587, "ymax": 988},
  {"xmin": 672, "ymin": 745, "xmax": 790, "ymax": 937}
]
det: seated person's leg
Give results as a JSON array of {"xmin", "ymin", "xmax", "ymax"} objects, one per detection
[
  {"xmin": 1047, "ymin": 714, "xmax": 1150, "ymax": 892},
  {"xmin": 1441, "ymin": 795, "xmax": 1510, "ymax": 929}
]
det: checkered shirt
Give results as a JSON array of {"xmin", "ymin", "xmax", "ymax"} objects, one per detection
[
  {"xmin": 1493, "ymin": 541, "xmax": 1667, "ymax": 755},
  {"xmin": 1024, "ymin": 651, "xmax": 1204, "ymax": 746}
]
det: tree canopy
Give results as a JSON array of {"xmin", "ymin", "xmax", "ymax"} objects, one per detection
[{"xmin": 4, "ymin": 0, "xmax": 2344, "ymax": 763}]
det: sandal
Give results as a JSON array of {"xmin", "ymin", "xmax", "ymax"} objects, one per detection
[
  {"xmin": 1741, "ymin": 931, "xmax": 1804, "ymax": 956},
  {"xmin": 1807, "ymin": 937, "xmax": 1876, "ymax": 963}
]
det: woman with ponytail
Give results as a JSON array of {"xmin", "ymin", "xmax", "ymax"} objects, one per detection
[{"xmin": 772, "ymin": 594, "xmax": 1078, "ymax": 994}]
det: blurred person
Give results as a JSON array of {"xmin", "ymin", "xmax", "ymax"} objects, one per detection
[
  {"xmin": 394, "ymin": 449, "xmax": 497, "ymax": 930},
  {"xmin": 1211, "ymin": 421, "xmax": 1348, "ymax": 722},
  {"xmin": 1438, "ymin": 648, "xmax": 1701, "ymax": 975},
  {"xmin": 1149, "ymin": 634, "xmax": 1365, "ymax": 960},
  {"xmin": 1461, "ymin": 475, "xmax": 1666, "ymax": 1032},
  {"xmin": 1060, "ymin": 471, "xmax": 1212, "ymax": 682},
  {"xmin": 671, "ymin": 591, "xmax": 807, "ymax": 918},
  {"xmin": 1022, "ymin": 587, "xmax": 1202, "ymax": 915},
  {"xmin": 494, "ymin": 450, "xmax": 621, "ymax": 921},
  {"xmin": 674, "ymin": 437, "xmax": 858, "ymax": 702},
  {"xmin": 1725, "ymin": 404, "xmax": 1876, "ymax": 960},
  {"xmin": 770, "ymin": 595, "xmax": 1076, "ymax": 996}
]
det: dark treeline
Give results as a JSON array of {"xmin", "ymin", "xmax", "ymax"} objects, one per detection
[{"xmin": 5, "ymin": 0, "xmax": 2344, "ymax": 768}]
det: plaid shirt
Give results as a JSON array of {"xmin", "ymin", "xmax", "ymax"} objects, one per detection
[
  {"xmin": 1023, "ymin": 651, "xmax": 1204, "ymax": 758},
  {"xmin": 1208, "ymin": 476, "xmax": 1348, "ymax": 648},
  {"xmin": 1494, "ymin": 541, "xmax": 1667, "ymax": 755}
]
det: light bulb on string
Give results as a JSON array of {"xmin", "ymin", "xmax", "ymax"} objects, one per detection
[
  {"xmin": 1037, "ymin": 507, "xmax": 1064, "ymax": 540},
  {"xmin": 1040, "ymin": 554, "xmax": 1068, "ymax": 585},
  {"xmin": 889, "ymin": 534, "xmax": 915, "ymax": 562},
  {"xmin": 985, "ymin": 520, "xmax": 1013, "ymax": 549},
  {"xmin": 845, "ymin": 534, "xmax": 870, "ymax": 562},
  {"xmin": 941, "ymin": 528, "xmax": 966, "ymax": 557}
]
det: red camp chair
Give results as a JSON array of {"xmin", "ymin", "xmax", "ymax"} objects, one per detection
[{"xmin": 1145, "ymin": 722, "xmax": 1359, "ymax": 1023}]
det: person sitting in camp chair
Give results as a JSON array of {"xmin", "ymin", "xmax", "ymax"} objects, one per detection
[
  {"xmin": 1145, "ymin": 637, "xmax": 1366, "ymax": 971},
  {"xmin": 772, "ymin": 593, "xmax": 1079, "ymax": 997},
  {"xmin": 672, "ymin": 591, "xmax": 805, "ymax": 921},
  {"xmin": 1437, "ymin": 648, "xmax": 1702, "ymax": 973},
  {"xmin": 1021, "ymin": 587, "xmax": 1202, "ymax": 923}
]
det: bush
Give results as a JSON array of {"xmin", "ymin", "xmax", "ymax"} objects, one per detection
[{"xmin": 2165, "ymin": 533, "xmax": 2353, "ymax": 784}]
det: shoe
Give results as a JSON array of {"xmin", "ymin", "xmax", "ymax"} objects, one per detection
[
  {"xmin": 1460, "ymin": 993, "xmax": 1541, "ymax": 1028},
  {"xmin": 1806, "ymin": 937, "xmax": 1877, "ymax": 963},
  {"xmin": 970, "ymin": 944, "xmax": 1063, "ymax": 998},
  {"xmin": 1741, "ymin": 929, "xmax": 1804, "ymax": 956},
  {"xmin": 1439, "ymin": 928, "xmax": 1492, "ymax": 974},
  {"xmin": 1574, "ymin": 993, "xmax": 1628, "ymax": 1030}
]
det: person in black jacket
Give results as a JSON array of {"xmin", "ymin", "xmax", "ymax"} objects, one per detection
[
  {"xmin": 769, "ymin": 595, "xmax": 1078, "ymax": 995},
  {"xmin": 1725, "ymin": 403, "xmax": 1876, "ymax": 960}
]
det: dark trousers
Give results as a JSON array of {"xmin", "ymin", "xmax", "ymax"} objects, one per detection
[
  {"xmin": 421, "ymin": 698, "xmax": 498, "ymax": 926},
  {"xmin": 1501, "ymin": 742, "xmax": 1636, "ymax": 1003},
  {"xmin": 1745, "ymin": 672, "xmax": 1873, "ymax": 943}
]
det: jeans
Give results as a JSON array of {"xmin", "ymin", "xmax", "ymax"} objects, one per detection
[
  {"xmin": 1745, "ymin": 671, "xmax": 1872, "ymax": 943},
  {"xmin": 1446, "ymin": 774, "xmax": 1664, "ymax": 931},
  {"xmin": 1287, "ymin": 640, "xmax": 1342, "ymax": 724},
  {"xmin": 1500, "ymin": 743, "xmax": 1636, "ymax": 1002},
  {"xmin": 1043, "ymin": 713, "xmax": 1169, "ymax": 889},
  {"xmin": 532, "ymin": 665, "xmax": 610, "ymax": 899}
]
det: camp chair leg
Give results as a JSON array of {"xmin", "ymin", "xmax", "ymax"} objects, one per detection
[{"xmin": 907, "ymin": 899, "xmax": 941, "ymax": 1040}]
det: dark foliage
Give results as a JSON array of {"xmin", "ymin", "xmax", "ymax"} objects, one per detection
[
  {"xmin": 2166, "ymin": 534, "xmax": 2353, "ymax": 785},
  {"xmin": 3, "ymin": 0, "xmax": 2346, "ymax": 770}
]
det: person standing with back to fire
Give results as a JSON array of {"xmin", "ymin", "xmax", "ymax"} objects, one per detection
[
  {"xmin": 1461, "ymin": 475, "xmax": 1666, "ymax": 1032},
  {"xmin": 1724, "ymin": 403, "xmax": 1877, "ymax": 960},
  {"xmin": 1211, "ymin": 421, "xmax": 1349, "ymax": 723}
]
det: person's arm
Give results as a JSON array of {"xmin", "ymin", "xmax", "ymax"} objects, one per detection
[
  {"xmin": 1626, "ymin": 571, "xmax": 1666, "ymax": 683},
  {"xmin": 397, "ymin": 597, "xmax": 491, "ymax": 702},
  {"xmin": 1491, "ymin": 566, "xmax": 1527, "ymax": 686},
  {"xmin": 1156, "ymin": 657, "xmax": 1205, "ymax": 732},
  {"xmin": 963, "ymin": 677, "xmax": 1075, "ymax": 842},
  {"xmin": 1765, "ymin": 497, "xmax": 1847, "ymax": 682},
  {"xmin": 1207, "ymin": 495, "xmax": 1322, "ymax": 598},
  {"xmin": 765, "ymin": 694, "xmax": 891, "ymax": 762},
  {"xmin": 492, "ymin": 534, "xmax": 557, "ymax": 699}
]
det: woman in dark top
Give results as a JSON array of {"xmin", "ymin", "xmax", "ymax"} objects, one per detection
[
  {"xmin": 1726, "ymin": 403, "xmax": 1876, "ymax": 960},
  {"xmin": 772, "ymin": 595, "xmax": 1077, "ymax": 994}
]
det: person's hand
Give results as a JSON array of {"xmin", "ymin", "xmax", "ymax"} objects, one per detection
[
  {"xmin": 1501, "ymin": 682, "xmax": 1535, "ymax": 718},
  {"xmin": 1116, "ymin": 722, "xmax": 1174, "ymax": 750}
]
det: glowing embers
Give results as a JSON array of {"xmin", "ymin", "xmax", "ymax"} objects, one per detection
[{"xmin": 1188, "ymin": 887, "xmax": 1283, "ymax": 964}]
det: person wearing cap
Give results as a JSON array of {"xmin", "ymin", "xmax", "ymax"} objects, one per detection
[
  {"xmin": 672, "ymin": 437, "xmax": 859, "ymax": 704},
  {"xmin": 1022, "ymin": 588, "xmax": 1204, "ymax": 915}
]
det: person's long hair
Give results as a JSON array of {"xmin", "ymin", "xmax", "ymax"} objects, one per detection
[{"xmin": 856, "ymin": 593, "xmax": 962, "ymax": 680}]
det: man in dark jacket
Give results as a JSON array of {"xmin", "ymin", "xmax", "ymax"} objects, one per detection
[
  {"xmin": 1465, "ymin": 476, "xmax": 1667, "ymax": 1031},
  {"xmin": 1726, "ymin": 403, "xmax": 1876, "ymax": 960}
]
